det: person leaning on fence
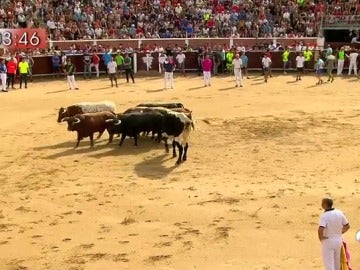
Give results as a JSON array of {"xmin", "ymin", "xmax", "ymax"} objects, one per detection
[
  {"xmin": 123, "ymin": 54, "xmax": 135, "ymax": 83},
  {"xmin": 65, "ymin": 58, "xmax": 79, "ymax": 90},
  {"xmin": 107, "ymin": 57, "xmax": 118, "ymax": 88},
  {"xmin": 0, "ymin": 59, "xmax": 7, "ymax": 92},
  {"xmin": 51, "ymin": 52, "xmax": 61, "ymax": 78},
  {"xmin": 241, "ymin": 51, "xmax": 249, "ymax": 79},
  {"xmin": 282, "ymin": 47, "xmax": 291, "ymax": 74},
  {"xmin": 90, "ymin": 51, "xmax": 100, "ymax": 78},
  {"xmin": 18, "ymin": 58, "xmax": 29, "ymax": 89},
  {"xmin": 6, "ymin": 57, "xmax": 17, "ymax": 90},
  {"xmin": 176, "ymin": 50, "xmax": 186, "ymax": 76},
  {"xmin": 24, "ymin": 54, "xmax": 34, "ymax": 82},
  {"xmin": 163, "ymin": 57, "xmax": 176, "ymax": 89},
  {"xmin": 83, "ymin": 51, "xmax": 92, "ymax": 79}
]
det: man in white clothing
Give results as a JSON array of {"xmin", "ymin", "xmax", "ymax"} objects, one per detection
[
  {"xmin": 232, "ymin": 53, "xmax": 243, "ymax": 87},
  {"xmin": 107, "ymin": 57, "xmax": 118, "ymax": 87},
  {"xmin": 158, "ymin": 53, "xmax": 167, "ymax": 73},
  {"xmin": 347, "ymin": 49, "xmax": 358, "ymax": 75},
  {"xmin": 0, "ymin": 59, "xmax": 7, "ymax": 92},
  {"xmin": 318, "ymin": 198, "xmax": 350, "ymax": 270},
  {"xmin": 176, "ymin": 50, "xmax": 186, "ymax": 76},
  {"xmin": 295, "ymin": 52, "xmax": 305, "ymax": 81},
  {"xmin": 262, "ymin": 53, "xmax": 272, "ymax": 83}
]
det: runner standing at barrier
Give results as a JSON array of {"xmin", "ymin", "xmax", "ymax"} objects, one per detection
[
  {"xmin": 315, "ymin": 56, "xmax": 325, "ymax": 85},
  {"xmin": 202, "ymin": 54, "xmax": 212, "ymax": 87},
  {"xmin": 6, "ymin": 58, "xmax": 17, "ymax": 90},
  {"xmin": 123, "ymin": 54, "xmax": 135, "ymax": 83},
  {"xmin": 241, "ymin": 51, "xmax": 249, "ymax": 79},
  {"xmin": 346, "ymin": 49, "xmax": 359, "ymax": 76},
  {"xmin": 296, "ymin": 52, "xmax": 305, "ymax": 81},
  {"xmin": 18, "ymin": 58, "xmax": 29, "ymax": 89},
  {"xmin": 90, "ymin": 51, "xmax": 100, "ymax": 78},
  {"xmin": 282, "ymin": 47, "xmax": 290, "ymax": 74},
  {"xmin": 107, "ymin": 57, "xmax": 118, "ymax": 88},
  {"xmin": 262, "ymin": 53, "xmax": 272, "ymax": 83},
  {"xmin": 83, "ymin": 51, "xmax": 92, "ymax": 79},
  {"xmin": 176, "ymin": 50, "xmax": 186, "ymax": 76},
  {"xmin": 163, "ymin": 57, "xmax": 176, "ymax": 89},
  {"xmin": 337, "ymin": 47, "xmax": 345, "ymax": 75},
  {"xmin": 65, "ymin": 58, "xmax": 79, "ymax": 90},
  {"xmin": 303, "ymin": 47, "xmax": 313, "ymax": 73},
  {"xmin": 115, "ymin": 51, "xmax": 124, "ymax": 77},
  {"xmin": 325, "ymin": 53, "xmax": 336, "ymax": 83},
  {"xmin": 0, "ymin": 59, "xmax": 7, "ymax": 92},
  {"xmin": 232, "ymin": 53, "xmax": 243, "ymax": 87}
]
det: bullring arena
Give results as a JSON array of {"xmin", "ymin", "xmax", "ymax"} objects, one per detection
[{"xmin": 0, "ymin": 71, "xmax": 359, "ymax": 270}]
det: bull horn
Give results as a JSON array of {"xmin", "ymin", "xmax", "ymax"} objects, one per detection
[
  {"xmin": 106, "ymin": 119, "xmax": 115, "ymax": 123},
  {"xmin": 61, "ymin": 117, "xmax": 70, "ymax": 122},
  {"xmin": 114, "ymin": 119, "xmax": 122, "ymax": 125},
  {"xmin": 73, "ymin": 118, "xmax": 81, "ymax": 124}
]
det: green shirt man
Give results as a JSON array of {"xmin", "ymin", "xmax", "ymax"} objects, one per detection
[{"xmin": 115, "ymin": 53, "xmax": 124, "ymax": 68}]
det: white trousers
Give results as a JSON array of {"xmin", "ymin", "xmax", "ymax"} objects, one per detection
[
  {"xmin": 337, "ymin": 59, "xmax": 344, "ymax": 75},
  {"xmin": 67, "ymin": 75, "xmax": 78, "ymax": 89},
  {"xmin": 348, "ymin": 62, "xmax": 357, "ymax": 75},
  {"xmin": 321, "ymin": 237, "xmax": 342, "ymax": 270},
  {"xmin": 164, "ymin": 72, "xmax": 174, "ymax": 89},
  {"xmin": 90, "ymin": 63, "xmax": 99, "ymax": 77},
  {"xmin": 203, "ymin": 71, "xmax": 211, "ymax": 86},
  {"xmin": 0, "ymin": 73, "xmax": 6, "ymax": 90},
  {"xmin": 234, "ymin": 68, "xmax": 242, "ymax": 86}
]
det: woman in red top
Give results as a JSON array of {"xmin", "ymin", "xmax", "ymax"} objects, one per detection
[{"xmin": 6, "ymin": 58, "xmax": 17, "ymax": 89}]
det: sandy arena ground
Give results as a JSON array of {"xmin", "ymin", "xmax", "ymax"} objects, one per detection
[{"xmin": 0, "ymin": 72, "xmax": 359, "ymax": 270}]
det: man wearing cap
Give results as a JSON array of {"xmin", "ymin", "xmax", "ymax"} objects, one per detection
[
  {"xmin": 0, "ymin": 59, "xmax": 7, "ymax": 92},
  {"xmin": 318, "ymin": 198, "xmax": 350, "ymax": 270}
]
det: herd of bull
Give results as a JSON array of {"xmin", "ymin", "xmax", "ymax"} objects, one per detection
[{"xmin": 57, "ymin": 101, "xmax": 194, "ymax": 165}]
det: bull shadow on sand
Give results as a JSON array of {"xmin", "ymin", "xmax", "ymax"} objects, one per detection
[
  {"xmin": 134, "ymin": 153, "xmax": 177, "ymax": 180},
  {"xmin": 37, "ymin": 137, "xmax": 163, "ymax": 159},
  {"xmin": 87, "ymin": 137, "xmax": 166, "ymax": 158}
]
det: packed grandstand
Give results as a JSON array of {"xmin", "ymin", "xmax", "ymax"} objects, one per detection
[{"xmin": 1, "ymin": 0, "xmax": 358, "ymax": 42}]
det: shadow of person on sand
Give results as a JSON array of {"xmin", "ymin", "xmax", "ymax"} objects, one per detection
[
  {"xmin": 134, "ymin": 153, "xmax": 177, "ymax": 180},
  {"xmin": 188, "ymin": 86, "xmax": 205, "ymax": 91},
  {"xmin": 218, "ymin": 86, "xmax": 236, "ymax": 91},
  {"xmin": 146, "ymin": 88, "xmax": 166, "ymax": 93}
]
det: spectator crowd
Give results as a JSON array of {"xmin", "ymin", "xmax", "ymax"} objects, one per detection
[{"xmin": 1, "ymin": 0, "xmax": 359, "ymax": 41}]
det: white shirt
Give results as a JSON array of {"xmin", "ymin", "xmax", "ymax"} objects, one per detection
[
  {"xmin": 348, "ymin": 52, "xmax": 358, "ymax": 62},
  {"xmin": 158, "ymin": 54, "xmax": 166, "ymax": 64},
  {"xmin": 232, "ymin": 58, "xmax": 242, "ymax": 69},
  {"xmin": 107, "ymin": 61, "xmax": 117, "ymax": 73},
  {"xmin": 262, "ymin": 57, "xmax": 271, "ymax": 68},
  {"xmin": 296, "ymin": 56, "xmax": 305, "ymax": 68},
  {"xmin": 176, "ymin": 53, "xmax": 186, "ymax": 64},
  {"xmin": 319, "ymin": 209, "xmax": 348, "ymax": 239}
]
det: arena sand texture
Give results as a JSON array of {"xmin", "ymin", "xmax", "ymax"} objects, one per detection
[{"xmin": 0, "ymin": 73, "xmax": 359, "ymax": 270}]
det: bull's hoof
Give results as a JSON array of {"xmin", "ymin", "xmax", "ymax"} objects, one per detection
[
  {"xmin": 175, "ymin": 160, "xmax": 182, "ymax": 166},
  {"xmin": 165, "ymin": 148, "xmax": 170, "ymax": 153},
  {"xmin": 182, "ymin": 156, "xmax": 187, "ymax": 161},
  {"xmin": 172, "ymin": 153, "xmax": 177, "ymax": 158}
]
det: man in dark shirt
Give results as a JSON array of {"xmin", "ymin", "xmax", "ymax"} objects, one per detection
[
  {"xmin": 83, "ymin": 51, "xmax": 92, "ymax": 79},
  {"xmin": 123, "ymin": 54, "xmax": 135, "ymax": 83},
  {"xmin": 65, "ymin": 58, "xmax": 79, "ymax": 90},
  {"xmin": 163, "ymin": 57, "xmax": 176, "ymax": 89}
]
